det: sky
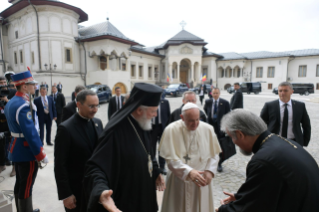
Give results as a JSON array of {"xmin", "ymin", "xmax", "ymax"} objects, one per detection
[{"xmin": 1, "ymin": 0, "xmax": 319, "ymax": 54}]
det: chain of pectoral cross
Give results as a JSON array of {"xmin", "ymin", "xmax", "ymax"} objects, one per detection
[{"xmin": 182, "ymin": 130, "xmax": 196, "ymax": 164}]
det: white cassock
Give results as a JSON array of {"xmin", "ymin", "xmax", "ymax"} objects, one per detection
[{"xmin": 159, "ymin": 120, "xmax": 221, "ymax": 212}]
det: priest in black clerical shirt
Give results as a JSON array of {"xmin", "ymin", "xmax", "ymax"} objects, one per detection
[
  {"xmin": 82, "ymin": 83, "xmax": 166, "ymax": 212},
  {"xmin": 54, "ymin": 90, "xmax": 103, "ymax": 212}
]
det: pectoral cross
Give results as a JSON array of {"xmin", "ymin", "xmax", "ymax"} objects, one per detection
[{"xmin": 183, "ymin": 154, "xmax": 191, "ymax": 164}]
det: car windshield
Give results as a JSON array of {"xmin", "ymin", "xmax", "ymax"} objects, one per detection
[{"xmin": 167, "ymin": 84, "xmax": 179, "ymax": 89}]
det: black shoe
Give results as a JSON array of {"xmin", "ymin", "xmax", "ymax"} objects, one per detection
[
  {"xmin": 5, "ymin": 159, "xmax": 12, "ymax": 166},
  {"xmin": 160, "ymin": 168, "xmax": 167, "ymax": 175},
  {"xmin": 217, "ymin": 164, "xmax": 223, "ymax": 172},
  {"xmin": 47, "ymin": 143, "xmax": 53, "ymax": 146}
]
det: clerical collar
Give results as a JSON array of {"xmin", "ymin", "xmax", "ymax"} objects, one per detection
[
  {"xmin": 252, "ymin": 130, "xmax": 271, "ymax": 154},
  {"xmin": 77, "ymin": 112, "xmax": 91, "ymax": 122}
]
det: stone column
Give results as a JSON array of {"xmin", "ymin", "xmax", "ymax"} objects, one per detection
[
  {"xmin": 190, "ymin": 64, "xmax": 194, "ymax": 82},
  {"xmin": 198, "ymin": 63, "xmax": 201, "ymax": 84},
  {"xmin": 177, "ymin": 63, "xmax": 180, "ymax": 83},
  {"xmin": 106, "ymin": 55, "xmax": 110, "ymax": 70},
  {"xmin": 169, "ymin": 64, "xmax": 172, "ymax": 83}
]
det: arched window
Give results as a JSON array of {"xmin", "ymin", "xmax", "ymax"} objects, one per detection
[{"xmin": 100, "ymin": 56, "xmax": 107, "ymax": 70}]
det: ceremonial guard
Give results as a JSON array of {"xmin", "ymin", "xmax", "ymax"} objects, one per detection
[{"xmin": 4, "ymin": 70, "xmax": 48, "ymax": 212}]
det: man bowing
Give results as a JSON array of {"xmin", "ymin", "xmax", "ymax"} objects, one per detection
[{"xmin": 159, "ymin": 102, "xmax": 221, "ymax": 212}]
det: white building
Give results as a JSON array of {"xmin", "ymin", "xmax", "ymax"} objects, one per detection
[{"xmin": 1, "ymin": 0, "xmax": 319, "ymax": 95}]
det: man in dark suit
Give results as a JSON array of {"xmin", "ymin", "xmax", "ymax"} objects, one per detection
[
  {"xmin": 57, "ymin": 82, "xmax": 63, "ymax": 93},
  {"xmin": 260, "ymin": 82, "xmax": 311, "ymax": 146},
  {"xmin": 51, "ymin": 85, "xmax": 66, "ymax": 126},
  {"xmin": 151, "ymin": 96, "xmax": 170, "ymax": 174},
  {"xmin": 198, "ymin": 81, "xmax": 207, "ymax": 105},
  {"xmin": 230, "ymin": 82, "xmax": 243, "ymax": 110},
  {"xmin": 108, "ymin": 87, "xmax": 124, "ymax": 120},
  {"xmin": 62, "ymin": 85, "xmax": 86, "ymax": 122},
  {"xmin": 169, "ymin": 91, "xmax": 207, "ymax": 124},
  {"xmin": 54, "ymin": 90, "xmax": 103, "ymax": 212},
  {"xmin": 44, "ymin": 82, "xmax": 49, "ymax": 92},
  {"xmin": 204, "ymin": 88, "xmax": 231, "ymax": 172},
  {"xmin": 34, "ymin": 86, "xmax": 57, "ymax": 146}
]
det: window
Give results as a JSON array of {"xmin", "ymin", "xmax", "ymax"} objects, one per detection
[
  {"xmin": 100, "ymin": 56, "xmax": 107, "ymax": 70},
  {"xmin": 122, "ymin": 63, "xmax": 126, "ymax": 71},
  {"xmin": 65, "ymin": 48, "xmax": 72, "ymax": 63},
  {"xmin": 148, "ymin": 67, "xmax": 152, "ymax": 78},
  {"xmin": 317, "ymin": 83, "xmax": 319, "ymax": 90},
  {"xmin": 225, "ymin": 68, "xmax": 232, "ymax": 78},
  {"xmin": 131, "ymin": 65, "xmax": 135, "ymax": 77},
  {"xmin": 202, "ymin": 68, "xmax": 208, "ymax": 77},
  {"xmin": 220, "ymin": 69, "xmax": 224, "ymax": 78},
  {"xmin": 316, "ymin": 65, "xmax": 319, "ymax": 77},
  {"xmin": 298, "ymin": 65, "xmax": 307, "ymax": 77},
  {"xmin": 32, "ymin": 52, "xmax": 35, "ymax": 64},
  {"xmin": 20, "ymin": 50, "xmax": 23, "ymax": 63},
  {"xmin": 268, "ymin": 83, "xmax": 273, "ymax": 89},
  {"xmin": 233, "ymin": 67, "xmax": 240, "ymax": 78},
  {"xmin": 14, "ymin": 52, "xmax": 17, "ymax": 64},
  {"xmin": 267, "ymin": 67, "xmax": 275, "ymax": 78},
  {"xmin": 15, "ymin": 31, "xmax": 18, "ymax": 39},
  {"xmin": 139, "ymin": 66, "xmax": 143, "ymax": 78},
  {"xmin": 256, "ymin": 67, "xmax": 263, "ymax": 78},
  {"xmin": 154, "ymin": 67, "xmax": 158, "ymax": 80}
]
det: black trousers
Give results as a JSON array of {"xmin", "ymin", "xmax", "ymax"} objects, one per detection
[
  {"xmin": 209, "ymin": 119, "xmax": 225, "ymax": 165},
  {"xmin": 39, "ymin": 113, "xmax": 52, "ymax": 145},
  {"xmin": 150, "ymin": 124, "xmax": 165, "ymax": 168},
  {"xmin": 14, "ymin": 161, "xmax": 38, "ymax": 199},
  {"xmin": 0, "ymin": 136, "xmax": 10, "ymax": 165},
  {"xmin": 199, "ymin": 95, "xmax": 204, "ymax": 105},
  {"xmin": 56, "ymin": 113, "xmax": 62, "ymax": 126}
]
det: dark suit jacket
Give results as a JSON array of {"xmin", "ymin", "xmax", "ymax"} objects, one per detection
[
  {"xmin": 34, "ymin": 96, "xmax": 57, "ymax": 121},
  {"xmin": 260, "ymin": 99, "xmax": 311, "ymax": 146},
  {"xmin": 204, "ymin": 98, "xmax": 230, "ymax": 138},
  {"xmin": 54, "ymin": 113, "xmax": 103, "ymax": 201},
  {"xmin": 230, "ymin": 89, "xmax": 243, "ymax": 110},
  {"xmin": 51, "ymin": 92, "xmax": 66, "ymax": 115},
  {"xmin": 152, "ymin": 99, "xmax": 170, "ymax": 130},
  {"xmin": 62, "ymin": 100, "xmax": 77, "ymax": 122},
  {"xmin": 198, "ymin": 84, "xmax": 207, "ymax": 96},
  {"xmin": 108, "ymin": 95, "xmax": 125, "ymax": 120}
]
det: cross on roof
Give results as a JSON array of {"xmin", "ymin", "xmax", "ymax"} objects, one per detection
[{"xmin": 180, "ymin": 20, "xmax": 186, "ymax": 30}]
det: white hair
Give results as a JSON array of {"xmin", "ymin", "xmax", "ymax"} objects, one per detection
[{"xmin": 221, "ymin": 109, "xmax": 267, "ymax": 139}]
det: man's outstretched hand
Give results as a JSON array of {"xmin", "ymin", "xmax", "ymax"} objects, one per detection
[
  {"xmin": 100, "ymin": 190, "xmax": 122, "ymax": 212},
  {"xmin": 220, "ymin": 191, "xmax": 236, "ymax": 205}
]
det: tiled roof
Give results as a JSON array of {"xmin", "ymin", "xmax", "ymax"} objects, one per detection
[
  {"xmin": 131, "ymin": 46, "xmax": 164, "ymax": 57},
  {"xmin": 78, "ymin": 21, "xmax": 135, "ymax": 42},
  {"xmin": 168, "ymin": 30, "xmax": 204, "ymax": 41},
  {"xmin": 218, "ymin": 49, "xmax": 319, "ymax": 61}
]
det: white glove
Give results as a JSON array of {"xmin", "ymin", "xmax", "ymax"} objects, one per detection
[
  {"xmin": 41, "ymin": 155, "xmax": 49, "ymax": 164},
  {"xmin": 0, "ymin": 132, "xmax": 4, "ymax": 139}
]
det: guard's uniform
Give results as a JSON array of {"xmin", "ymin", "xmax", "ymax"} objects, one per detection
[{"xmin": 4, "ymin": 71, "xmax": 46, "ymax": 210}]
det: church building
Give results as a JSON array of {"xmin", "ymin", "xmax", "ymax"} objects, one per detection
[{"xmin": 1, "ymin": 0, "xmax": 319, "ymax": 95}]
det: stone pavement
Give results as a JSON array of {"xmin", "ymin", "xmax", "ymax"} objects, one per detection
[{"xmin": 0, "ymin": 91, "xmax": 318, "ymax": 211}]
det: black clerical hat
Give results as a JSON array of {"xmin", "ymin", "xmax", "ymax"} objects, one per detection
[{"xmin": 103, "ymin": 83, "xmax": 163, "ymax": 133}]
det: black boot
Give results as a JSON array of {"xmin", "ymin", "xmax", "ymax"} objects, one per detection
[
  {"xmin": 18, "ymin": 196, "xmax": 40, "ymax": 212},
  {"xmin": 14, "ymin": 194, "xmax": 19, "ymax": 212}
]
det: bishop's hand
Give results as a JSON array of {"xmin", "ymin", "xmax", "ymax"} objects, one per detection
[
  {"xmin": 156, "ymin": 174, "xmax": 166, "ymax": 191},
  {"xmin": 203, "ymin": 170, "xmax": 214, "ymax": 185},
  {"xmin": 100, "ymin": 190, "xmax": 122, "ymax": 212},
  {"xmin": 188, "ymin": 170, "xmax": 206, "ymax": 187},
  {"xmin": 220, "ymin": 191, "xmax": 236, "ymax": 205}
]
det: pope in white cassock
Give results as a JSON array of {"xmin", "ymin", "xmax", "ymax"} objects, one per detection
[{"xmin": 159, "ymin": 102, "xmax": 221, "ymax": 212}]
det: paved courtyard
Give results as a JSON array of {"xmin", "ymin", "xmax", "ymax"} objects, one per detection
[{"xmin": 1, "ymin": 90, "xmax": 318, "ymax": 211}]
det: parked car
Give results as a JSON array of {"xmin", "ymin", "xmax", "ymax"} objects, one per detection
[
  {"xmin": 240, "ymin": 82, "xmax": 261, "ymax": 94},
  {"xmin": 227, "ymin": 86, "xmax": 235, "ymax": 94},
  {"xmin": 273, "ymin": 83, "xmax": 314, "ymax": 96},
  {"xmin": 165, "ymin": 83, "xmax": 189, "ymax": 97},
  {"xmin": 86, "ymin": 84, "xmax": 112, "ymax": 103},
  {"xmin": 190, "ymin": 84, "xmax": 212, "ymax": 94}
]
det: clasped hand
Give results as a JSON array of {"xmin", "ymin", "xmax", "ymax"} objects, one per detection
[{"xmin": 189, "ymin": 169, "xmax": 214, "ymax": 187}]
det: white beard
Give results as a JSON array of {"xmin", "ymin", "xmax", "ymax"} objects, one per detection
[{"xmin": 136, "ymin": 112, "xmax": 152, "ymax": 131}]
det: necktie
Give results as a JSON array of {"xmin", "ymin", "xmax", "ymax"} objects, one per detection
[
  {"xmin": 214, "ymin": 100, "xmax": 218, "ymax": 115},
  {"xmin": 43, "ymin": 97, "xmax": 49, "ymax": 114},
  {"xmin": 117, "ymin": 97, "xmax": 120, "ymax": 111},
  {"xmin": 282, "ymin": 104, "xmax": 288, "ymax": 138}
]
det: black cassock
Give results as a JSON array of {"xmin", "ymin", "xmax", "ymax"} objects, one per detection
[
  {"xmin": 81, "ymin": 116, "xmax": 161, "ymax": 212},
  {"xmin": 219, "ymin": 131, "xmax": 319, "ymax": 212}
]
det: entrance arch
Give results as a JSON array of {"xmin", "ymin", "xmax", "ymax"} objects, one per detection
[
  {"xmin": 224, "ymin": 83, "xmax": 231, "ymax": 90},
  {"xmin": 179, "ymin": 59, "xmax": 191, "ymax": 84},
  {"xmin": 112, "ymin": 82, "xmax": 127, "ymax": 95}
]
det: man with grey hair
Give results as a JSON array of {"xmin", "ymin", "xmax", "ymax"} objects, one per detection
[
  {"xmin": 216, "ymin": 109, "xmax": 319, "ymax": 212},
  {"xmin": 260, "ymin": 81, "xmax": 311, "ymax": 146},
  {"xmin": 168, "ymin": 91, "xmax": 206, "ymax": 124},
  {"xmin": 82, "ymin": 83, "xmax": 165, "ymax": 212},
  {"xmin": 62, "ymin": 85, "xmax": 86, "ymax": 122},
  {"xmin": 159, "ymin": 102, "xmax": 221, "ymax": 212}
]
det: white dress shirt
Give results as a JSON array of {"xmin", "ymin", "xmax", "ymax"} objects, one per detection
[
  {"xmin": 279, "ymin": 99, "xmax": 294, "ymax": 139},
  {"xmin": 116, "ymin": 95, "xmax": 122, "ymax": 109}
]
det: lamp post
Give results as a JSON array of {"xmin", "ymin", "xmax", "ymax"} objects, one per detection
[{"xmin": 44, "ymin": 63, "xmax": 57, "ymax": 92}]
